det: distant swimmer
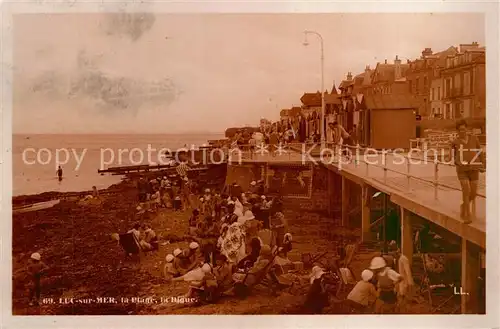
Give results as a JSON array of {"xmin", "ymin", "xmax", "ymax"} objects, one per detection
[{"xmin": 56, "ymin": 166, "xmax": 63, "ymax": 182}]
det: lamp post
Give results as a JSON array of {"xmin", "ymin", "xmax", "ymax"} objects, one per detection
[{"xmin": 303, "ymin": 30, "xmax": 325, "ymax": 150}]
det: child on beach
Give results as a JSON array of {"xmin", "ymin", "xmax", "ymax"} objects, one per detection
[{"xmin": 24, "ymin": 253, "xmax": 49, "ymax": 306}]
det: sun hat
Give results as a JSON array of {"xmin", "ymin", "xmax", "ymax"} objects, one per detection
[
  {"xmin": 31, "ymin": 253, "xmax": 41, "ymax": 261},
  {"xmin": 163, "ymin": 176, "xmax": 167, "ymax": 180},
  {"xmin": 261, "ymin": 195, "xmax": 266, "ymax": 200},
  {"xmin": 199, "ymin": 197, "xmax": 204, "ymax": 202},
  {"xmin": 173, "ymin": 248, "xmax": 182, "ymax": 257},
  {"xmin": 205, "ymin": 188, "xmax": 210, "ymax": 193},
  {"xmin": 244, "ymin": 210, "xmax": 255, "ymax": 220},
  {"xmin": 369, "ymin": 256, "xmax": 387, "ymax": 270},
  {"xmin": 283, "ymin": 233, "xmax": 292, "ymax": 242},
  {"xmin": 165, "ymin": 254, "xmax": 174, "ymax": 262},
  {"xmin": 189, "ymin": 242, "xmax": 200, "ymax": 250},
  {"xmin": 250, "ymin": 181, "xmax": 257, "ymax": 186},
  {"xmin": 361, "ymin": 269, "xmax": 374, "ymax": 282},
  {"xmin": 201, "ymin": 263, "xmax": 212, "ymax": 273},
  {"xmin": 310, "ymin": 265, "xmax": 326, "ymax": 284},
  {"xmin": 234, "ymin": 209, "xmax": 244, "ymax": 218}
]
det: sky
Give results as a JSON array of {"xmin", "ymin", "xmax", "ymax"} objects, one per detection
[{"xmin": 12, "ymin": 13, "xmax": 485, "ymax": 134}]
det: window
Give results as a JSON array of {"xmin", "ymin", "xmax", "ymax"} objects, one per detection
[
  {"xmin": 431, "ymin": 88, "xmax": 434, "ymax": 101},
  {"xmin": 454, "ymin": 74, "xmax": 461, "ymax": 94},
  {"xmin": 438, "ymin": 86, "xmax": 441, "ymax": 100},
  {"xmin": 424, "ymin": 76, "xmax": 428, "ymax": 91},
  {"xmin": 464, "ymin": 72, "xmax": 471, "ymax": 95},
  {"xmin": 416, "ymin": 78, "xmax": 420, "ymax": 93},
  {"xmin": 445, "ymin": 79, "xmax": 452, "ymax": 98}
]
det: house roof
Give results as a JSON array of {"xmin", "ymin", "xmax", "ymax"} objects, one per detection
[
  {"xmin": 331, "ymin": 83, "xmax": 338, "ymax": 95},
  {"xmin": 280, "ymin": 109, "xmax": 290, "ymax": 117},
  {"xmin": 289, "ymin": 106, "xmax": 302, "ymax": 116},
  {"xmin": 372, "ymin": 63, "xmax": 410, "ymax": 83},
  {"xmin": 364, "ymin": 94, "xmax": 420, "ymax": 110},
  {"xmin": 339, "ymin": 80, "xmax": 354, "ymax": 89},
  {"xmin": 324, "ymin": 93, "xmax": 341, "ymax": 105},
  {"xmin": 300, "ymin": 92, "xmax": 322, "ymax": 106}
]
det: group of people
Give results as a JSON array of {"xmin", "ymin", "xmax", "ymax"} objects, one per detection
[
  {"xmin": 307, "ymin": 240, "xmax": 414, "ymax": 314},
  {"xmin": 230, "ymin": 120, "xmax": 357, "ymax": 160},
  {"xmin": 125, "ymin": 223, "xmax": 159, "ymax": 251},
  {"xmin": 159, "ymin": 179, "xmax": 294, "ymax": 301},
  {"xmin": 136, "ymin": 175, "xmax": 197, "ymax": 212}
]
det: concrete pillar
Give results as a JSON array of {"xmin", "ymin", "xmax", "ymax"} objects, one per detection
[
  {"xmin": 341, "ymin": 176, "xmax": 349, "ymax": 227},
  {"xmin": 361, "ymin": 185, "xmax": 371, "ymax": 242},
  {"xmin": 461, "ymin": 239, "xmax": 480, "ymax": 314},
  {"xmin": 400, "ymin": 207, "xmax": 413, "ymax": 267}
]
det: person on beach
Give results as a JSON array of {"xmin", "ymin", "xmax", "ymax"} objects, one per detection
[
  {"xmin": 26, "ymin": 252, "xmax": 49, "ymax": 306},
  {"xmin": 270, "ymin": 211, "xmax": 287, "ymax": 248},
  {"xmin": 197, "ymin": 215, "xmax": 219, "ymax": 265},
  {"xmin": 369, "ymin": 256, "xmax": 402, "ymax": 314},
  {"xmin": 127, "ymin": 223, "xmax": 141, "ymax": 242},
  {"xmin": 163, "ymin": 254, "xmax": 176, "ymax": 281},
  {"xmin": 183, "ymin": 242, "xmax": 204, "ymax": 272},
  {"xmin": 181, "ymin": 177, "xmax": 191, "ymax": 211},
  {"xmin": 189, "ymin": 209, "xmax": 200, "ymax": 236},
  {"xmin": 171, "ymin": 248, "xmax": 185, "ymax": 277},
  {"xmin": 346, "ymin": 269, "xmax": 377, "ymax": 313},
  {"xmin": 388, "ymin": 241, "xmax": 414, "ymax": 313},
  {"xmin": 221, "ymin": 202, "xmax": 238, "ymax": 225},
  {"xmin": 56, "ymin": 166, "xmax": 63, "ymax": 182},
  {"xmin": 450, "ymin": 119, "xmax": 485, "ymax": 223},
  {"xmin": 141, "ymin": 224, "xmax": 158, "ymax": 251}
]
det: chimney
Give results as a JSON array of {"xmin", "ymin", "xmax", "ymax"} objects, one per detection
[
  {"xmin": 394, "ymin": 55, "xmax": 402, "ymax": 80},
  {"xmin": 422, "ymin": 48, "xmax": 433, "ymax": 58},
  {"xmin": 384, "ymin": 59, "xmax": 387, "ymax": 64},
  {"xmin": 460, "ymin": 42, "xmax": 479, "ymax": 53},
  {"xmin": 347, "ymin": 72, "xmax": 352, "ymax": 81},
  {"xmin": 363, "ymin": 66, "xmax": 372, "ymax": 85}
]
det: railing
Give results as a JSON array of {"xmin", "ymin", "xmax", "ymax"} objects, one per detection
[{"xmin": 227, "ymin": 141, "xmax": 485, "ymax": 218}]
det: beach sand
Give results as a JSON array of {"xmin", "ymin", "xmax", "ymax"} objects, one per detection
[{"xmin": 12, "ymin": 176, "xmax": 437, "ymax": 315}]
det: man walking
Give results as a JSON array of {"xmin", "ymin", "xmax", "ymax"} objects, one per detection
[
  {"xmin": 450, "ymin": 119, "xmax": 485, "ymax": 223},
  {"xmin": 329, "ymin": 121, "xmax": 353, "ymax": 158}
]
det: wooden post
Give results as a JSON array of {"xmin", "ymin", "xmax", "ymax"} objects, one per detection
[
  {"xmin": 434, "ymin": 161, "xmax": 439, "ymax": 200},
  {"xmin": 342, "ymin": 176, "xmax": 349, "ymax": 227},
  {"xmin": 361, "ymin": 185, "xmax": 371, "ymax": 242},
  {"xmin": 400, "ymin": 207, "xmax": 413, "ymax": 267},
  {"xmin": 382, "ymin": 193, "xmax": 387, "ymax": 254},
  {"xmin": 461, "ymin": 239, "xmax": 480, "ymax": 314},
  {"xmin": 327, "ymin": 170, "xmax": 333, "ymax": 217}
]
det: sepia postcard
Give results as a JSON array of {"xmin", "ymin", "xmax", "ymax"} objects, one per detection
[{"xmin": 1, "ymin": 1, "xmax": 499, "ymax": 328}]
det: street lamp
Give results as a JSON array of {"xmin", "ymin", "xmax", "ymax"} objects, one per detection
[{"xmin": 303, "ymin": 30, "xmax": 325, "ymax": 150}]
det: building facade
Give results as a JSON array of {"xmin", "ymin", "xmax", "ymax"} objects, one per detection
[
  {"xmin": 440, "ymin": 44, "xmax": 486, "ymax": 119},
  {"xmin": 406, "ymin": 46, "xmax": 458, "ymax": 117}
]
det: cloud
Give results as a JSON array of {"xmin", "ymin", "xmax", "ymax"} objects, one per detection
[{"xmin": 100, "ymin": 13, "xmax": 156, "ymax": 42}]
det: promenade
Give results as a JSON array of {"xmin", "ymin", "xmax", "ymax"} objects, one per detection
[{"xmin": 229, "ymin": 148, "xmax": 486, "ymax": 248}]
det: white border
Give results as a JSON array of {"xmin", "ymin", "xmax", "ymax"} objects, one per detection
[{"xmin": 1, "ymin": 1, "xmax": 499, "ymax": 328}]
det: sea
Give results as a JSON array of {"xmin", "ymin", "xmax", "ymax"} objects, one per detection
[{"xmin": 12, "ymin": 133, "xmax": 225, "ymax": 197}]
